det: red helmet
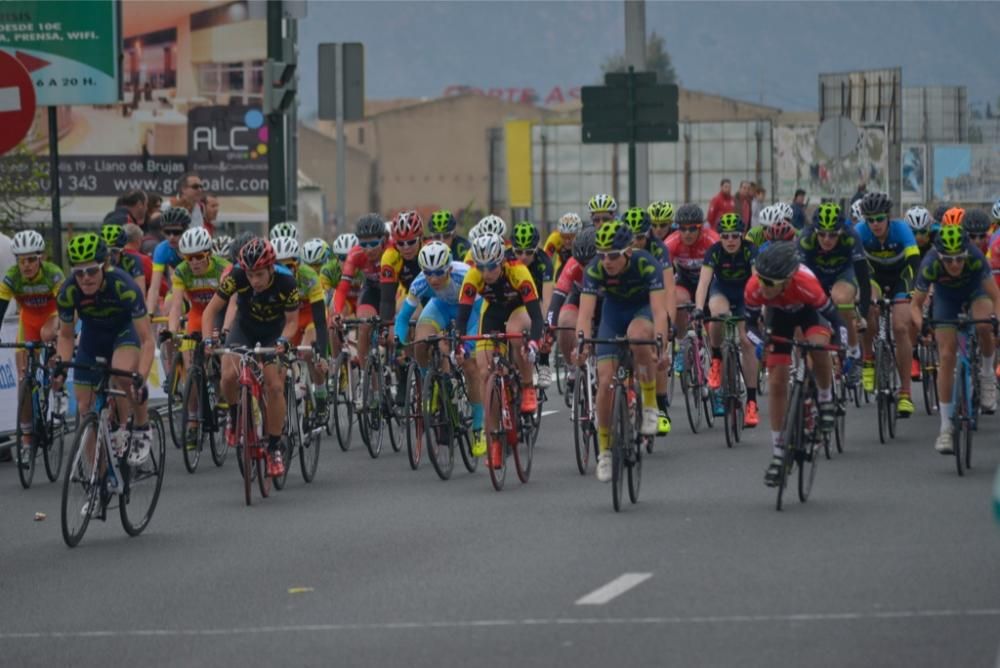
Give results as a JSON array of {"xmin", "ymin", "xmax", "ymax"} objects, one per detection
[
  {"xmin": 239, "ymin": 237, "xmax": 276, "ymax": 270},
  {"xmin": 392, "ymin": 210, "xmax": 424, "ymax": 241},
  {"xmin": 766, "ymin": 220, "xmax": 796, "ymax": 242}
]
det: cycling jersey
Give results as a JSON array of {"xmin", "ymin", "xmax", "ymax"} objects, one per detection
[
  {"xmin": 172, "ymin": 257, "xmax": 230, "ymax": 314},
  {"xmin": 989, "ymin": 234, "xmax": 1000, "ymax": 286},
  {"xmin": 505, "ymin": 247, "xmax": 553, "ymax": 295},
  {"xmin": 582, "ymin": 249, "xmax": 664, "ymax": 306},
  {"xmin": 456, "ymin": 260, "xmax": 543, "ymax": 341},
  {"xmin": 854, "ymin": 220, "xmax": 919, "ymax": 273},
  {"xmin": 293, "ymin": 264, "xmax": 325, "ymax": 310},
  {"xmin": 151, "ymin": 240, "xmax": 183, "ymax": 273},
  {"xmin": 380, "ymin": 242, "xmax": 423, "ymax": 322},
  {"xmin": 643, "ymin": 236, "xmax": 671, "ymax": 267},
  {"xmin": 745, "ymin": 226, "xmax": 766, "ymax": 247},
  {"xmin": 664, "ymin": 228, "xmax": 720, "ymax": 290},
  {"xmin": 0, "ymin": 261, "xmax": 64, "ymax": 313},
  {"xmin": 395, "ymin": 260, "xmax": 471, "ymax": 343},
  {"xmin": 703, "ymin": 240, "xmax": 755, "ymax": 287},
  {"xmin": 543, "ymin": 231, "xmax": 574, "ymax": 275},
  {"xmin": 316, "ymin": 257, "xmax": 342, "ymax": 292},
  {"xmin": 217, "ymin": 266, "xmax": 299, "ymax": 339},
  {"xmin": 797, "ymin": 226, "xmax": 865, "ymax": 280},
  {"xmin": 116, "ymin": 252, "xmax": 145, "ymax": 283},
  {"xmin": 917, "ymin": 247, "xmax": 992, "ymax": 324},
  {"xmin": 449, "ymin": 235, "xmax": 471, "ymax": 263},
  {"xmin": 335, "ymin": 245, "xmax": 382, "ymax": 313}
]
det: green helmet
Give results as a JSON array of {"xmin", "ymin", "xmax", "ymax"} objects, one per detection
[
  {"xmin": 595, "ymin": 220, "xmax": 633, "ymax": 251},
  {"xmin": 100, "ymin": 223, "xmax": 126, "ymax": 249},
  {"xmin": 429, "ymin": 210, "xmax": 457, "ymax": 234},
  {"xmin": 647, "ymin": 201, "xmax": 675, "ymax": 224},
  {"xmin": 718, "ymin": 213, "xmax": 744, "ymax": 234},
  {"xmin": 934, "ymin": 224, "xmax": 967, "ymax": 255},
  {"xmin": 622, "ymin": 207, "xmax": 651, "ymax": 235},
  {"xmin": 511, "ymin": 222, "xmax": 540, "ymax": 250},
  {"xmin": 816, "ymin": 202, "xmax": 843, "ymax": 231},
  {"xmin": 68, "ymin": 232, "xmax": 108, "ymax": 265}
]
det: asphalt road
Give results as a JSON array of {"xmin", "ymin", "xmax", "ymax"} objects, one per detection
[{"xmin": 1, "ymin": 381, "xmax": 999, "ymax": 667}]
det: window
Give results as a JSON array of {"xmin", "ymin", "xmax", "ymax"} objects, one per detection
[{"xmin": 195, "ymin": 60, "xmax": 264, "ymax": 104}]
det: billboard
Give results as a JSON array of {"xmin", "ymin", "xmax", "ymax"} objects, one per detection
[
  {"xmin": 901, "ymin": 144, "xmax": 926, "ymax": 203},
  {"xmin": 775, "ymin": 124, "xmax": 888, "ymax": 200},
  {"xmin": 933, "ymin": 144, "xmax": 1000, "ymax": 203}
]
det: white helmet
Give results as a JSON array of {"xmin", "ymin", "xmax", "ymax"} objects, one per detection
[
  {"xmin": 470, "ymin": 233, "xmax": 505, "ymax": 265},
  {"xmin": 477, "ymin": 214, "xmax": 507, "ymax": 239},
  {"xmin": 904, "ymin": 206, "xmax": 932, "ymax": 231},
  {"xmin": 991, "ymin": 198, "xmax": 1000, "ymax": 223},
  {"xmin": 851, "ymin": 199, "xmax": 864, "ymax": 223},
  {"xmin": 179, "ymin": 227, "xmax": 212, "ymax": 255},
  {"xmin": 332, "ymin": 233, "xmax": 358, "ymax": 258},
  {"xmin": 302, "ymin": 238, "xmax": 330, "ymax": 265},
  {"xmin": 758, "ymin": 205, "xmax": 782, "ymax": 228},
  {"xmin": 418, "ymin": 241, "xmax": 452, "ymax": 272},
  {"xmin": 270, "ymin": 221, "xmax": 298, "ymax": 241},
  {"xmin": 384, "ymin": 220, "xmax": 393, "ymax": 237},
  {"xmin": 212, "ymin": 234, "xmax": 233, "ymax": 257},
  {"xmin": 272, "ymin": 236, "xmax": 300, "ymax": 262},
  {"xmin": 467, "ymin": 222, "xmax": 483, "ymax": 243},
  {"xmin": 11, "ymin": 230, "xmax": 45, "ymax": 256},
  {"xmin": 775, "ymin": 202, "xmax": 794, "ymax": 223},
  {"xmin": 558, "ymin": 212, "xmax": 583, "ymax": 235}
]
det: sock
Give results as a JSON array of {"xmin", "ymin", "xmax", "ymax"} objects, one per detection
[
  {"xmin": 711, "ymin": 347, "xmax": 722, "ymax": 359},
  {"xmin": 849, "ymin": 345, "xmax": 860, "ymax": 359},
  {"xmin": 598, "ymin": 426, "xmax": 610, "ymax": 452},
  {"xmin": 982, "ymin": 354, "xmax": 995, "ymax": 380},
  {"xmin": 640, "ymin": 378, "xmax": 656, "ymax": 412},
  {"xmin": 268, "ymin": 434, "xmax": 281, "ymax": 452},
  {"xmin": 818, "ymin": 386, "xmax": 832, "ymax": 402},
  {"xmin": 656, "ymin": 393, "xmax": 668, "ymax": 413},
  {"xmin": 471, "ymin": 403, "xmax": 483, "ymax": 431},
  {"xmin": 747, "ymin": 387, "xmax": 757, "ymax": 402},
  {"xmin": 939, "ymin": 402, "xmax": 952, "ymax": 433},
  {"xmin": 539, "ymin": 352, "xmax": 550, "ymax": 365},
  {"xmin": 771, "ymin": 431, "xmax": 783, "ymax": 449}
]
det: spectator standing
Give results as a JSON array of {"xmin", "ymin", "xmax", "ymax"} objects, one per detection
[
  {"xmin": 750, "ymin": 184, "xmax": 766, "ymax": 229},
  {"xmin": 706, "ymin": 178, "xmax": 735, "ymax": 230},
  {"xmin": 734, "ymin": 180, "xmax": 754, "ymax": 227},
  {"xmin": 791, "ymin": 189, "xmax": 807, "ymax": 230},
  {"xmin": 202, "ymin": 193, "xmax": 219, "ymax": 236},
  {"xmin": 115, "ymin": 189, "xmax": 147, "ymax": 226},
  {"xmin": 124, "ymin": 223, "xmax": 154, "ymax": 288},
  {"xmin": 163, "ymin": 172, "xmax": 205, "ymax": 227}
]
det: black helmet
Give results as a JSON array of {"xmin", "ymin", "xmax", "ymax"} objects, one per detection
[
  {"xmin": 674, "ymin": 203, "xmax": 704, "ymax": 226},
  {"xmin": 571, "ymin": 226, "xmax": 597, "ymax": 265},
  {"xmin": 963, "ymin": 208, "xmax": 991, "ymax": 235},
  {"xmin": 231, "ymin": 231, "xmax": 257, "ymax": 264},
  {"xmin": 161, "ymin": 206, "xmax": 192, "ymax": 229},
  {"xmin": 754, "ymin": 241, "xmax": 800, "ymax": 281},
  {"xmin": 356, "ymin": 213, "xmax": 386, "ymax": 238},
  {"xmin": 860, "ymin": 191, "xmax": 892, "ymax": 217},
  {"xmin": 932, "ymin": 204, "xmax": 950, "ymax": 223}
]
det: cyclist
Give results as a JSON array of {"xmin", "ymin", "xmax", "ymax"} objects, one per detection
[
  {"xmin": 201, "ymin": 237, "xmax": 300, "ymax": 477},
  {"xmin": 745, "ymin": 242, "xmax": 845, "ymax": 487},
  {"xmin": 379, "ymin": 210, "xmax": 424, "ymax": 328},
  {"xmin": 647, "ymin": 201, "xmax": 675, "ymax": 241},
  {"xmin": 101, "ymin": 222, "xmax": 147, "ymax": 296},
  {"xmin": 588, "ymin": 193, "xmax": 617, "ymax": 226},
  {"xmin": 543, "ymin": 212, "xmax": 582, "ymax": 278},
  {"xmin": 426, "ymin": 209, "xmax": 470, "ymax": 263},
  {"xmin": 756, "ymin": 203, "xmax": 798, "ymax": 249},
  {"xmin": 796, "ymin": 202, "xmax": 871, "ymax": 387},
  {"xmin": 665, "ymin": 203, "xmax": 719, "ymax": 372},
  {"xmin": 460, "ymin": 215, "xmax": 508, "ymax": 264},
  {"xmin": 394, "ymin": 241, "xmax": 486, "ymax": 456},
  {"xmin": 302, "ymin": 238, "xmax": 333, "ymax": 284},
  {"xmin": 546, "ymin": 227, "xmax": 597, "ymax": 399},
  {"xmin": 510, "ymin": 221, "xmax": 555, "ymax": 387},
  {"xmin": 574, "ymin": 221, "xmax": 669, "ymax": 483},
  {"xmin": 212, "ymin": 234, "xmax": 234, "ymax": 260},
  {"xmin": 624, "ymin": 206, "xmax": 676, "ymax": 433},
  {"xmin": 693, "ymin": 212, "xmax": 760, "ymax": 426},
  {"xmin": 455, "ymin": 233, "xmax": 545, "ymax": 467},
  {"xmin": 855, "ymin": 191, "xmax": 920, "ymax": 416},
  {"xmin": 52, "ymin": 233, "xmax": 155, "ymax": 466},
  {"xmin": 745, "ymin": 204, "xmax": 775, "ymax": 247},
  {"xmin": 963, "ymin": 208, "xmax": 992, "ymax": 256},
  {"xmin": 333, "ymin": 214, "xmax": 388, "ymax": 367},
  {"xmin": 905, "ymin": 206, "xmax": 936, "ymax": 259},
  {"xmin": 146, "ymin": 207, "xmax": 191, "ymax": 314},
  {"xmin": 270, "ymin": 221, "xmax": 299, "ymax": 242},
  {"xmin": 911, "ymin": 225, "xmax": 1000, "ymax": 453}
]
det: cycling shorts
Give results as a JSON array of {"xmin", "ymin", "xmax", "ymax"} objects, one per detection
[
  {"xmin": 871, "ymin": 271, "xmax": 909, "ymax": 301},
  {"xmin": 18, "ymin": 306, "xmax": 57, "ymax": 343},
  {"xmin": 765, "ymin": 309, "xmax": 830, "ymax": 367},
  {"xmin": 74, "ymin": 323, "xmax": 140, "ymax": 387},
  {"xmin": 359, "ymin": 280, "xmax": 380, "ymax": 312},
  {"xmin": 477, "ymin": 303, "xmax": 526, "ymax": 354},
  {"xmin": 418, "ymin": 296, "xmax": 481, "ymax": 354},
  {"xmin": 708, "ymin": 280, "xmax": 746, "ymax": 317},
  {"xmin": 225, "ymin": 318, "xmax": 283, "ymax": 351},
  {"xmin": 596, "ymin": 300, "xmax": 653, "ymax": 361},
  {"xmin": 817, "ymin": 266, "xmax": 857, "ymax": 295},
  {"xmin": 675, "ymin": 273, "xmax": 699, "ymax": 299},
  {"xmin": 931, "ymin": 285, "xmax": 989, "ymax": 328}
]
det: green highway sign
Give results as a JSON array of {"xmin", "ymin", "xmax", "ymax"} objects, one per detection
[{"xmin": 581, "ymin": 72, "xmax": 679, "ymax": 145}]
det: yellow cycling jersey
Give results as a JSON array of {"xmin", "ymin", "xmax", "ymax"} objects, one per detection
[{"xmin": 458, "ymin": 260, "xmax": 539, "ymax": 309}]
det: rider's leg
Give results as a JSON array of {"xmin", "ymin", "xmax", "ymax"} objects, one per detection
[
  {"xmin": 262, "ymin": 361, "xmax": 285, "ymax": 445},
  {"xmin": 934, "ymin": 326, "xmax": 957, "ymax": 433}
]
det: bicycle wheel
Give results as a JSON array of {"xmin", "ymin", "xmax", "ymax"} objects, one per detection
[
  {"xmin": 43, "ymin": 389, "xmax": 66, "ymax": 482},
  {"xmin": 384, "ymin": 361, "xmax": 402, "ymax": 454},
  {"xmin": 627, "ymin": 387, "xmax": 642, "ymax": 504},
  {"xmin": 207, "ymin": 379, "xmax": 228, "ymax": 467},
  {"xmin": 610, "ymin": 384, "xmax": 628, "ymax": 512},
  {"xmin": 299, "ymin": 422, "xmax": 320, "ymax": 483},
  {"xmin": 61, "ymin": 413, "xmax": 101, "ymax": 548},
  {"xmin": 453, "ymin": 374, "xmax": 478, "ymax": 474},
  {"xmin": 514, "ymin": 408, "xmax": 535, "ymax": 484},
  {"xmin": 954, "ymin": 368, "xmax": 968, "ymax": 477},
  {"xmin": 776, "ymin": 384, "xmax": 803, "ymax": 512},
  {"xmin": 166, "ymin": 353, "xmax": 185, "ymax": 449},
  {"xmin": 424, "ymin": 371, "xmax": 455, "ymax": 480},
  {"xmin": 681, "ymin": 340, "xmax": 702, "ymax": 433},
  {"xmin": 16, "ymin": 378, "xmax": 37, "ymax": 489},
  {"xmin": 274, "ymin": 377, "xmax": 300, "ymax": 490},
  {"xmin": 486, "ymin": 374, "xmax": 507, "ymax": 491},
  {"xmin": 572, "ymin": 370, "xmax": 595, "ymax": 475},
  {"xmin": 362, "ymin": 356, "xmax": 384, "ymax": 459},
  {"xmin": 239, "ymin": 389, "xmax": 254, "ymax": 506},
  {"xmin": 121, "ymin": 413, "xmax": 166, "ymax": 536},
  {"xmin": 798, "ymin": 394, "xmax": 820, "ymax": 503},
  {"xmin": 834, "ymin": 376, "xmax": 846, "ymax": 455},
  {"xmin": 554, "ymin": 342, "xmax": 565, "ymax": 396},
  {"xmin": 403, "ymin": 362, "xmax": 423, "ymax": 470},
  {"xmin": 181, "ymin": 368, "xmax": 204, "ymax": 474},
  {"xmin": 331, "ymin": 354, "xmax": 354, "ymax": 451},
  {"xmin": 722, "ymin": 348, "xmax": 738, "ymax": 449},
  {"xmin": 256, "ymin": 446, "xmax": 271, "ymax": 498},
  {"xmin": 920, "ymin": 344, "xmax": 935, "ymax": 415}
]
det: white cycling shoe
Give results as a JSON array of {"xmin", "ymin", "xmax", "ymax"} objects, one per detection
[{"xmin": 596, "ymin": 451, "xmax": 612, "ymax": 483}]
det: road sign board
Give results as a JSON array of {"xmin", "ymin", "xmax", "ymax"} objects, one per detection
[
  {"xmin": 816, "ymin": 115, "xmax": 860, "ymax": 160},
  {"xmin": 0, "ymin": 50, "xmax": 37, "ymax": 155},
  {"xmin": 581, "ymin": 73, "xmax": 679, "ymax": 144},
  {"xmin": 604, "ymin": 71, "xmax": 657, "ymax": 88},
  {"xmin": 582, "ymin": 125, "xmax": 629, "ymax": 144},
  {"xmin": 318, "ymin": 43, "xmax": 365, "ymax": 122}
]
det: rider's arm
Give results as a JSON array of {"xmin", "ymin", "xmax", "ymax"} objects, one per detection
[
  {"xmin": 694, "ymin": 264, "xmax": 714, "ymax": 312},
  {"xmin": 575, "ymin": 293, "xmax": 596, "ymax": 344},
  {"xmin": 281, "ymin": 309, "xmax": 299, "ymax": 341},
  {"xmin": 650, "ymin": 287, "xmax": 669, "ymax": 347},
  {"xmin": 201, "ymin": 294, "xmax": 227, "ymax": 341},
  {"xmin": 55, "ymin": 319, "xmax": 75, "ymax": 365},
  {"xmin": 663, "ymin": 266, "xmax": 677, "ymax": 327},
  {"xmin": 546, "ymin": 291, "xmax": 566, "ymax": 327},
  {"xmin": 910, "ymin": 289, "xmax": 928, "ymax": 331},
  {"xmin": 395, "ymin": 295, "xmax": 418, "ymax": 345},
  {"xmin": 146, "ymin": 267, "xmax": 164, "ymax": 314},
  {"xmin": 134, "ymin": 312, "xmax": 155, "ymax": 379},
  {"xmin": 379, "ymin": 281, "xmax": 399, "ymax": 324},
  {"xmin": 0, "ymin": 298, "xmax": 9, "ymax": 324},
  {"xmin": 854, "ymin": 257, "xmax": 872, "ymax": 313},
  {"xmin": 901, "ymin": 253, "xmax": 921, "ymax": 295},
  {"xmin": 167, "ymin": 274, "xmax": 185, "ymax": 333},
  {"xmin": 311, "ymin": 300, "xmax": 330, "ymax": 354},
  {"xmin": 525, "ymin": 299, "xmax": 544, "ymax": 342}
]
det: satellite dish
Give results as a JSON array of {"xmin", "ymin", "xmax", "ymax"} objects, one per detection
[{"xmin": 816, "ymin": 116, "xmax": 860, "ymax": 160}]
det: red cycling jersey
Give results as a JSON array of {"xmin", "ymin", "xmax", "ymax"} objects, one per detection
[
  {"xmin": 334, "ymin": 245, "xmax": 381, "ymax": 313},
  {"xmin": 989, "ymin": 235, "xmax": 1000, "ymax": 287},
  {"xmin": 554, "ymin": 257, "xmax": 585, "ymax": 295},
  {"xmin": 664, "ymin": 227, "xmax": 719, "ymax": 283},
  {"xmin": 744, "ymin": 265, "xmax": 830, "ymax": 312}
]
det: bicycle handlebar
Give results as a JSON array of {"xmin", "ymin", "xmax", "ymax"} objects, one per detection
[
  {"xmin": 0, "ymin": 341, "xmax": 53, "ymax": 350},
  {"xmin": 766, "ymin": 335, "xmax": 844, "ymax": 353},
  {"xmin": 926, "ymin": 316, "xmax": 999, "ymax": 331},
  {"xmin": 703, "ymin": 315, "xmax": 746, "ymax": 324},
  {"xmin": 577, "ymin": 331, "xmax": 664, "ymax": 356}
]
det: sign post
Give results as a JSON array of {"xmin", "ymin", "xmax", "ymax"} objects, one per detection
[
  {"xmin": 0, "ymin": 51, "xmax": 36, "ymax": 155},
  {"xmin": 318, "ymin": 42, "xmax": 364, "ymax": 231}
]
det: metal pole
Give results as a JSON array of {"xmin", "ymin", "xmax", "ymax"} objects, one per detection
[
  {"xmin": 335, "ymin": 42, "xmax": 347, "ymax": 234},
  {"xmin": 286, "ymin": 18, "xmax": 298, "ymax": 221},
  {"xmin": 624, "ymin": 0, "xmax": 648, "ymax": 207},
  {"xmin": 266, "ymin": 0, "xmax": 286, "ymax": 228},
  {"xmin": 628, "ymin": 67, "xmax": 637, "ymax": 207},
  {"xmin": 47, "ymin": 107, "xmax": 62, "ymax": 265}
]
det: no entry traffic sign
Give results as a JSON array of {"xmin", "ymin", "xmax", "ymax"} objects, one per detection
[{"xmin": 0, "ymin": 50, "xmax": 37, "ymax": 156}]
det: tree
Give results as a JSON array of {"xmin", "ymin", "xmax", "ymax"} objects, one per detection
[
  {"xmin": 601, "ymin": 30, "xmax": 677, "ymax": 84},
  {"xmin": 0, "ymin": 141, "xmax": 48, "ymax": 233}
]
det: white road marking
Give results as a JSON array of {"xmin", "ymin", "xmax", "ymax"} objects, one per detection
[
  {"xmin": 1, "ymin": 608, "xmax": 997, "ymax": 640},
  {"xmin": 541, "ymin": 409, "xmax": 559, "ymax": 417},
  {"xmin": 575, "ymin": 572, "xmax": 653, "ymax": 605},
  {"xmin": 0, "ymin": 86, "xmax": 22, "ymax": 113}
]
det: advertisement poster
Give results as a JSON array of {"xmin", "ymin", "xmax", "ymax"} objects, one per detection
[
  {"xmin": 933, "ymin": 144, "xmax": 1000, "ymax": 203},
  {"xmin": 0, "ymin": 0, "xmax": 268, "ymax": 222},
  {"xmin": 774, "ymin": 124, "xmax": 888, "ymax": 200},
  {"xmin": 901, "ymin": 144, "xmax": 926, "ymax": 204}
]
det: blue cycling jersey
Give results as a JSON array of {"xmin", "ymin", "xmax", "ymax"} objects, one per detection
[{"xmin": 854, "ymin": 220, "xmax": 919, "ymax": 273}]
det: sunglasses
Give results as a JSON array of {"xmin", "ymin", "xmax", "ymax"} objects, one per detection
[
  {"xmin": 164, "ymin": 228, "xmax": 184, "ymax": 237},
  {"xmin": 941, "ymin": 254, "xmax": 968, "ymax": 264},
  {"xmin": 423, "ymin": 268, "xmax": 449, "ymax": 277},
  {"xmin": 185, "ymin": 251, "xmax": 211, "ymax": 262},
  {"xmin": 476, "ymin": 261, "xmax": 501, "ymax": 272},
  {"xmin": 867, "ymin": 214, "xmax": 888, "ymax": 223},
  {"xmin": 968, "ymin": 233, "xmax": 987, "ymax": 241},
  {"xmin": 758, "ymin": 275, "xmax": 787, "ymax": 288},
  {"xmin": 396, "ymin": 238, "xmax": 421, "ymax": 248},
  {"xmin": 429, "ymin": 233, "xmax": 452, "ymax": 241},
  {"xmin": 651, "ymin": 223, "xmax": 672, "ymax": 229},
  {"xmin": 817, "ymin": 231, "xmax": 840, "ymax": 239},
  {"xmin": 72, "ymin": 264, "xmax": 102, "ymax": 278},
  {"xmin": 514, "ymin": 248, "xmax": 535, "ymax": 257},
  {"xmin": 187, "ymin": 182, "xmax": 204, "ymax": 190},
  {"xmin": 720, "ymin": 232, "xmax": 743, "ymax": 241},
  {"xmin": 680, "ymin": 226, "xmax": 701, "ymax": 233},
  {"xmin": 358, "ymin": 238, "xmax": 382, "ymax": 249},
  {"xmin": 596, "ymin": 250, "xmax": 624, "ymax": 261},
  {"xmin": 591, "ymin": 215, "xmax": 614, "ymax": 224},
  {"xmin": 18, "ymin": 254, "xmax": 41, "ymax": 263}
]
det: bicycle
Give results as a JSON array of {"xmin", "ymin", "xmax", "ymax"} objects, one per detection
[
  {"xmin": 927, "ymin": 315, "xmax": 996, "ymax": 476},
  {"xmin": 571, "ymin": 344, "xmax": 598, "ymax": 475},
  {"xmin": 0, "ymin": 341, "xmax": 69, "ymax": 488},
  {"xmin": 342, "ymin": 317, "xmax": 398, "ymax": 459},
  {"xmin": 154, "ymin": 317, "xmax": 187, "ymax": 450},
  {"xmin": 676, "ymin": 305, "xmax": 715, "ymax": 433},
  {"xmin": 327, "ymin": 323, "xmax": 359, "ymax": 452},
  {"xmin": 768, "ymin": 335, "xmax": 842, "ymax": 511},
  {"xmin": 578, "ymin": 333, "xmax": 662, "ymax": 512},
  {"xmin": 872, "ymin": 297, "xmax": 907, "ymax": 444},
  {"xmin": 273, "ymin": 345, "xmax": 323, "ymax": 488},
  {"xmin": 705, "ymin": 315, "xmax": 747, "ymax": 449},
  {"xmin": 918, "ymin": 334, "xmax": 940, "ymax": 416},
  {"xmin": 179, "ymin": 334, "xmax": 228, "ymax": 473},
  {"xmin": 60, "ymin": 359, "xmax": 166, "ymax": 547},
  {"xmin": 461, "ymin": 331, "xmax": 538, "ymax": 492}
]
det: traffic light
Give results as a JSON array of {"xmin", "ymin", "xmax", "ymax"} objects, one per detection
[{"xmin": 264, "ymin": 60, "xmax": 297, "ymax": 115}]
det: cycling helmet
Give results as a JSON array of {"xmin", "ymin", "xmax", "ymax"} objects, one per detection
[
  {"xmin": 594, "ymin": 220, "xmax": 633, "ymax": 251},
  {"xmin": 718, "ymin": 212, "xmax": 744, "ymax": 234},
  {"xmin": 766, "ymin": 220, "xmax": 796, "ymax": 242},
  {"xmin": 231, "ymin": 231, "xmax": 256, "ymax": 264},
  {"xmin": 622, "ymin": 207, "xmax": 652, "ymax": 236},
  {"xmin": 933, "ymin": 204, "xmax": 950, "ymax": 223},
  {"xmin": 758, "ymin": 204, "xmax": 781, "ymax": 228},
  {"xmin": 417, "ymin": 240, "xmax": 452, "ymax": 272},
  {"xmin": 100, "ymin": 223, "xmax": 126, "ymax": 249},
  {"xmin": 160, "ymin": 206, "xmax": 192, "ymax": 229},
  {"xmin": 934, "ymin": 224, "xmax": 968, "ymax": 255},
  {"xmin": 179, "ymin": 227, "xmax": 212, "ymax": 255},
  {"xmin": 470, "ymin": 233, "xmax": 505, "ymax": 265},
  {"xmin": 940, "ymin": 207, "xmax": 965, "ymax": 227},
  {"xmin": 11, "ymin": 230, "xmax": 45, "ymax": 256},
  {"xmin": 850, "ymin": 199, "xmax": 864, "ymax": 223},
  {"xmin": 212, "ymin": 234, "xmax": 234, "ymax": 257},
  {"xmin": 392, "ymin": 210, "xmax": 423, "ymax": 240},
  {"xmin": 512, "ymin": 222, "xmax": 540, "ymax": 250},
  {"xmin": 859, "ymin": 191, "xmax": 892, "ymax": 217},
  {"xmin": 332, "ymin": 233, "xmax": 358, "ymax": 258},
  {"xmin": 588, "ymin": 193, "xmax": 618, "ymax": 215},
  {"xmin": 272, "ymin": 236, "xmax": 300, "ymax": 262},
  {"xmin": 674, "ymin": 203, "xmax": 704, "ymax": 226},
  {"xmin": 429, "ymin": 210, "xmax": 457, "ymax": 235},
  {"xmin": 904, "ymin": 206, "xmax": 932, "ymax": 231},
  {"xmin": 775, "ymin": 202, "xmax": 794, "ymax": 222},
  {"xmin": 356, "ymin": 213, "xmax": 387, "ymax": 239},
  {"xmin": 467, "ymin": 222, "xmax": 483, "ymax": 243},
  {"xmin": 270, "ymin": 221, "xmax": 299, "ymax": 241},
  {"xmin": 754, "ymin": 241, "xmax": 799, "ymax": 281},
  {"xmin": 558, "ymin": 212, "xmax": 583, "ymax": 235},
  {"xmin": 992, "ymin": 199, "xmax": 1000, "ymax": 223},
  {"xmin": 67, "ymin": 232, "xmax": 108, "ymax": 265},
  {"xmin": 572, "ymin": 226, "xmax": 597, "ymax": 265},
  {"xmin": 477, "ymin": 214, "xmax": 507, "ymax": 239},
  {"xmin": 239, "ymin": 237, "xmax": 276, "ymax": 270},
  {"xmin": 647, "ymin": 201, "xmax": 675, "ymax": 224},
  {"xmin": 302, "ymin": 238, "xmax": 330, "ymax": 265},
  {"xmin": 963, "ymin": 208, "xmax": 991, "ymax": 235},
  {"xmin": 815, "ymin": 203, "xmax": 842, "ymax": 232}
]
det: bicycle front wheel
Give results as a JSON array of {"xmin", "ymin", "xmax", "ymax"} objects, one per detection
[
  {"xmin": 16, "ymin": 378, "xmax": 37, "ymax": 489},
  {"xmin": 331, "ymin": 354, "xmax": 354, "ymax": 451},
  {"xmin": 610, "ymin": 384, "xmax": 628, "ymax": 512},
  {"xmin": 572, "ymin": 370, "xmax": 595, "ymax": 475},
  {"xmin": 207, "ymin": 380, "xmax": 228, "ymax": 467},
  {"xmin": 43, "ymin": 391, "xmax": 67, "ymax": 482},
  {"xmin": 954, "ymin": 368, "xmax": 969, "ymax": 477},
  {"xmin": 681, "ymin": 340, "xmax": 702, "ymax": 433},
  {"xmin": 362, "ymin": 357, "xmax": 384, "ymax": 459},
  {"xmin": 384, "ymin": 362, "xmax": 402, "ymax": 454},
  {"xmin": 776, "ymin": 383, "xmax": 803, "ymax": 511},
  {"xmin": 166, "ymin": 354, "xmax": 185, "ymax": 449},
  {"xmin": 486, "ymin": 374, "xmax": 508, "ymax": 491},
  {"xmin": 722, "ymin": 348, "xmax": 739, "ymax": 449},
  {"xmin": 181, "ymin": 369, "xmax": 204, "ymax": 474},
  {"xmin": 403, "ymin": 362, "xmax": 423, "ymax": 470},
  {"xmin": 627, "ymin": 387, "xmax": 642, "ymax": 504},
  {"xmin": 424, "ymin": 371, "xmax": 455, "ymax": 481},
  {"xmin": 61, "ymin": 413, "xmax": 101, "ymax": 547},
  {"xmin": 121, "ymin": 412, "xmax": 166, "ymax": 536}
]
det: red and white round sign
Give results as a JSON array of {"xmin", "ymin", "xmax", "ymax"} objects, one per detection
[{"xmin": 0, "ymin": 50, "xmax": 37, "ymax": 156}]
